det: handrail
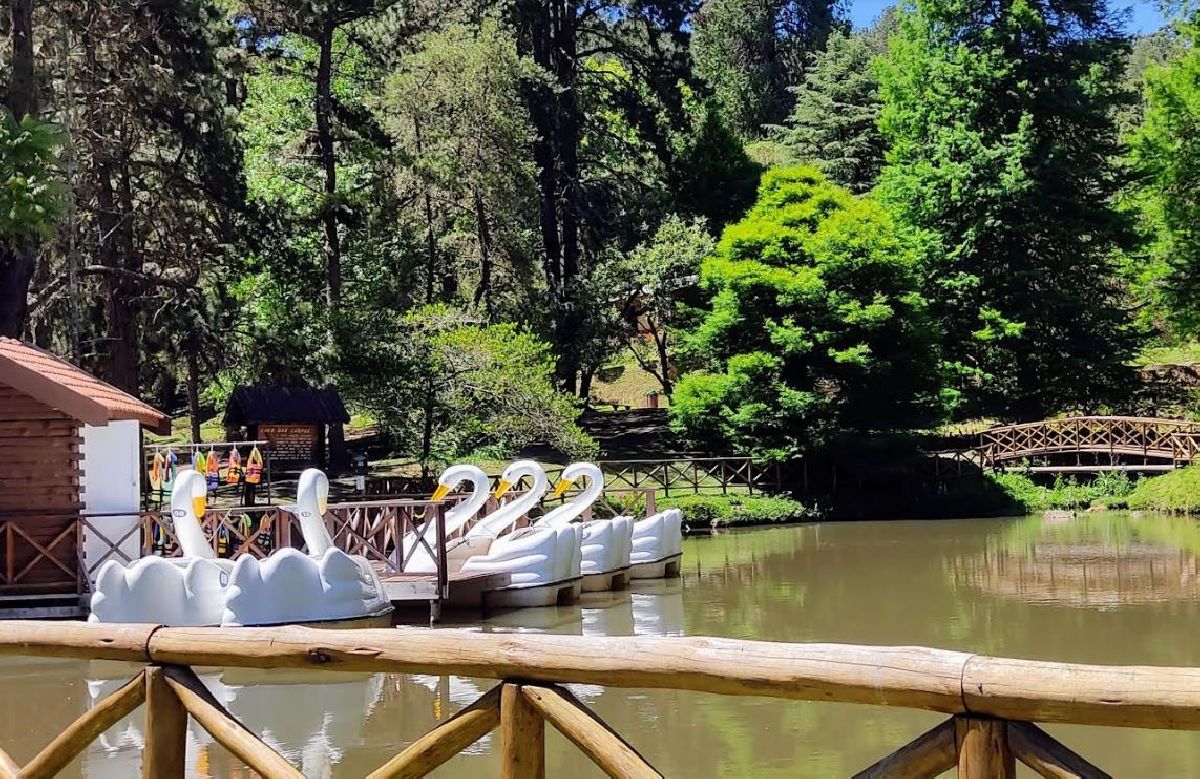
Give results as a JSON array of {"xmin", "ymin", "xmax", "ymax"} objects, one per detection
[{"xmin": 0, "ymin": 621, "xmax": 1174, "ymax": 776}]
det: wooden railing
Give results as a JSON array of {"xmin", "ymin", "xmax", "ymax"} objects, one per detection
[
  {"xmin": 81, "ymin": 499, "xmax": 449, "ymax": 583},
  {"xmin": 600, "ymin": 457, "xmax": 781, "ymax": 497},
  {"xmin": 0, "ymin": 621, "xmax": 1191, "ymax": 776},
  {"xmin": 980, "ymin": 415, "xmax": 1200, "ymax": 466}
]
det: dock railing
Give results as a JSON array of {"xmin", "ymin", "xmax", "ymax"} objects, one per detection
[{"xmin": 0, "ymin": 621, "xmax": 1191, "ymax": 777}]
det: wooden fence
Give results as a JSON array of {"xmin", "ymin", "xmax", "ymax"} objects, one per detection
[
  {"xmin": 79, "ymin": 499, "xmax": 449, "ymax": 585},
  {"xmin": 0, "ymin": 621, "xmax": 1193, "ymax": 776}
]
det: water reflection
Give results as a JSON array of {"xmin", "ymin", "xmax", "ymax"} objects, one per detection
[
  {"xmin": 6, "ymin": 517, "xmax": 1200, "ymax": 776},
  {"xmin": 953, "ymin": 512, "xmax": 1200, "ymax": 607}
]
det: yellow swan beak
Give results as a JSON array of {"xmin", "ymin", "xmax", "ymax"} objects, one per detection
[
  {"xmin": 550, "ymin": 478, "xmax": 574, "ymax": 499},
  {"xmin": 318, "ymin": 496, "xmax": 328, "ymax": 515},
  {"xmin": 493, "ymin": 478, "xmax": 514, "ymax": 500},
  {"xmin": 191, "ymin": 496, "xmax": 207, "ymax": 518},
  {"xmin": 431, "ymin": 484, "xmax": 450, "ymax": 502}
]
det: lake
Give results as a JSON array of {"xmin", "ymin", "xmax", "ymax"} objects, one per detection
[{"xmin": 4, "ymin": 512, "xmax": 1200, "ymax": 776}]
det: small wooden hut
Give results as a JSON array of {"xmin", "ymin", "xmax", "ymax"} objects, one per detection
[
  {"xmin": 223, "ymin": 386, "xmax": 349, "ymax": 468},
  {"xmin": 0, "ymin": 338, "xmax": 169, "ymax": 614}
]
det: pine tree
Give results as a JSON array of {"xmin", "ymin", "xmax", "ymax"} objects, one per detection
[
  {"xmin": 778, "ymin": 28, "xmax": 886, "ymax": 194},
  {"xmin": 691, "ymin": 0, "xmax": 839, "ymax": 136},
  {"xmin": 877, "ymin": 0, "xmax": 1138, "ymax": 420}
]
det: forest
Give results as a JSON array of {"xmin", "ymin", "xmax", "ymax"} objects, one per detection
[{"xmin": 1, "ymin": 0, "xmax": 1199, "ymax": 467}]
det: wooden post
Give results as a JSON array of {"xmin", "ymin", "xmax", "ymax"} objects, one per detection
[
  {"xmin": 143, "ymin": 667, "xmax": 187, "ymax": 779},
  {"xmin": 956, "ymin": 716, "xmax": 1015, "ymax": 779},
  {"xmin": 501, "ymin": 683, "xmax": 544, "ymax": 779}
]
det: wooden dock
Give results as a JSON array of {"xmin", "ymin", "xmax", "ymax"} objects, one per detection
[{"xmin": 381, "ymin": 570, "xmax": 511, "ymax": 618}]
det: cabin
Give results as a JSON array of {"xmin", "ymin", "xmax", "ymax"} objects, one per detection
[
  {"xmin": 223, "ymin": 386, "xmax": 349, "ymax": 469},
  {"xmin": 0, "ymin": 338, "xmax": 170, "ymax": 616}
]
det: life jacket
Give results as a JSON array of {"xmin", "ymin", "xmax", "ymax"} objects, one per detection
[
  {"xmin": 148, "ymin": 452, "xmax": 165, "ymax": 492},
  {"xmin": 226, "ymin": 449, "xmax": 243, "ymax": 484},
  {"xmin": 206, "ymin": 449, "xmax": 220, "ymax": 490},
  {"xmin": 216, "ymin": 521, "xmax": 230, "ymax": 557},
  {"xmin": 164, "ymin": 450, "xmax": 178, "ymax": 490},
  {"xmin": 245, "ymin": 446, "xmax": 263, "ymax": 485},
  {"xmin": 255, "ymin": 515, "xmax": 273, "ymax": 554},
  {"xmin": 151, "ymin": 518, "xmax": 166, "ymax": 555}
]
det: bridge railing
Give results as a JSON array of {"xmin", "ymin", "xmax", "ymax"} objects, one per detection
[
  {"xmin": 2, "ymin": 620, "xmax": 1197, "ymax": 776},
  {"xmin": 980, "ymin": 415, "xmax": 1200, "ymax": 466}
]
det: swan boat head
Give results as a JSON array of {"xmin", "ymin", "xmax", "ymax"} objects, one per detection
[
  {"xmin": 432, "ymin": 464, "xmax": 491, "ymax": 534},
  {"xmin": 295, "ymin": 468, "xmax": 333, "ymax": 557},
  {"xmin": 540, "ymin": 462, "xmax": 606, "ymax": 528},
  {"xmin": 171, "ymin": 469, "xmax": 216, "ymax": 559},
  {"xmin": 467, "ymin": 460, "xmax": 549, "ymax": 539}
]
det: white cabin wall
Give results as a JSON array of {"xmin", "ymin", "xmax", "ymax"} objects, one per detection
[{"xmin": 80, "ymin": 419, "xmax": 141, "ymax": 579}]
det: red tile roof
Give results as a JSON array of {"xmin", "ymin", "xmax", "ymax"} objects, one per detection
[{"xmin": 0, "ymin": 338, "xmax": 170, "ymax": 434}]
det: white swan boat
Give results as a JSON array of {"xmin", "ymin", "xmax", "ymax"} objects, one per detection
[
  {"xmin": 629, "ymin": 507, "xmax": 684, "ymax": 579},
  {"xmin": 459, "ymin": 460, "xmax": 583, "ymax": 609},
  {"xmin": 90, "ymin": 470, "xmax": 232, "ymax": 626},
  {"xmin": 222, "ymin": 469, "xmax": 393, "ymax": 627},
  {"xmin": 403, "ymin": 464, "xmax": 492, "ymax": 573},
  {"xmin": 540, "ymin": 462, "xmax": 633, "ymax": 592}
]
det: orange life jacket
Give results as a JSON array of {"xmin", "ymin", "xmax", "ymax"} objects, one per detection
[
  {"xmin": 225, "ymin": 449, "xmax": 242, "ymax": 484},
  {"xmin": 245, "ymin": 446, "xmax": 263, "ymax": 485}
]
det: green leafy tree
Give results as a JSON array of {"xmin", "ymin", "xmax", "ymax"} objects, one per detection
[
  {"xmin": 607, "ymin": 216, "xmax": 715, "ymax": 396},
  {"xmin": 671, "ymin": 166, "xmax": 939, "ymax": 459},
  {"xmin": 1129, "ymin": 15, "xmax": 1200, "ymax": 335},
  {"xmin": 776, "ymin": 28, "xmax": 886, "ymax": 194},
  {"xmin": 691, "ymin": 0, "xmax": 841, "ymax": 136},
  {"xmin": 877, "ymin": 0, "xmax": 1138, "ymax": 420},
  {"xmin": 340, "ymin": 305, "xmax": 595, "ymax": 472}
]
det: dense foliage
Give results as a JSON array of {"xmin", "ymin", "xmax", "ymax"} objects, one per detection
[
  {"xmin": 671, "ymin": 166, "xmax": 939, "ymax": 459},
  {"xmin": 3, "ymin": 0, "xmax": 1200, "ymax": 470}
]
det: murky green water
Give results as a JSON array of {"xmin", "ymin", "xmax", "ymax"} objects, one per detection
[{"xmin": 4, "ymin": 513, "xmax": 1200, "ymax": 776}]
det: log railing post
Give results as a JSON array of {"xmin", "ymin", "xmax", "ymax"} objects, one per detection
[
  {"xmin": 501, "ymin": 683, "xmax": 544, "ymax": 779},
  {"xmin": 956, "ymin": 716, "xmax": 1015, "ymax": 779},
  {"xmin": 143, "ymin": 667, "xmax": 187, "ymax": 778}
]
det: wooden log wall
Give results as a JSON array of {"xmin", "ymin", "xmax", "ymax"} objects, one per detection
[{"xmin": 0, "ymin": 383, "xmax": 82, "ymax": 594}]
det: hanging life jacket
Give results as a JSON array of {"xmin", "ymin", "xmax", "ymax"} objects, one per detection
[
  {"xmin": 149, "ymin": 451, "xmax": 165, "ymax": 492},
  {"xmin": 206, "ymin": 449, "xmax": 220, "ymax": 490},
  {"xmin": 164, "ymin": 450, "xmax": 178, "ymax": 489},
  {"xmin": 152, "ymin": 519, "xmax": 166, "ymax": 555},
  {"xmin": 216, "ymin": 522, "xmax": 230, "ymax": 557},
  {"xmin": 193, "ymin": 449, "xmax": 206, "ymax": 475},
  {"xmin": 226, "ymin": 449, "xmax": 243, "ymax": 484},
  {"xmin": 255, "ymin": 515, "xmax": 273, "ymax": 554},
  {"xmin": 245, "ymin": 446, "xmax": 263, "ymax": 485}
]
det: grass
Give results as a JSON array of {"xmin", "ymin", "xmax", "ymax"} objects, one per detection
[
  {"xmin": 1126, "ymin": 466, "xmax": 1200, "ymax": 513},
  {"xmin": 145, "ymin": 414, "xmax": 226, "ymax": 445},
  {"xmin": 591, "ymin": 347, "xmax": 666, "ymax": 409},
  {"xmin": 1134, "ymin": 341, "xmax": 1200, "ymax": 366}
]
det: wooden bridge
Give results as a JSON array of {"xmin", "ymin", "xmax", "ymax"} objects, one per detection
[
  {"xmin": 975, "ymin": 416, "xmax": 1200, "ymax": 472},
  {"xmin": 2, "ymin": 620, "xmax": 1197, "ymax": 776}
]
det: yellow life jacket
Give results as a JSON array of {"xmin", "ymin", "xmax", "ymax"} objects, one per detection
[
  {"xmin": 245, "ymin": 446, "xmax": 264, "ymax": 485},
  {"xmin": 148, "ymin": 451, "xmax": 165, "ymax": 491}
]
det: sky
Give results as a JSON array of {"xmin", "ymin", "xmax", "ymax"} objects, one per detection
[{"xmin": 846, "ymin": 0, "xmax": 1170, "ymax": 33}]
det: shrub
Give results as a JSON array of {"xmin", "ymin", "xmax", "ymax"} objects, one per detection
[
  {"xmin": 1127, "ymin": 467, "xmax": 1200, "ymax": 514},
  {"xmin": 988, "ymin": 471, "xmax": 1139, "ymax": 513},
  {"xmin": 659, "ymin": 494, "xmax": 809, "ymax": 527}
]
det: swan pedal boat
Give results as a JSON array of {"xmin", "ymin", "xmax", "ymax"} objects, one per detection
[
  {"xmin": 453, "ymin": 460, "xmax": 584, "ymax": 609},
  {"xmin": 540, "ymin": 462, "xmax": 634, "ymax": 593},
  {"xmin": 89, "ymin": 469, "xmax": 393, "ymax": 628},
  {"xmin": 628, "ymin": 507, "xmax": 684, "ymax": 579}
]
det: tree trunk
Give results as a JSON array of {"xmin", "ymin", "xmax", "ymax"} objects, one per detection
[
  {"xmin": 413, "ymin": 114, "xmax": 438, "ymax": 304},
  {"xmin": 0, "ymin": 0, "xmax": 39, "ymax": 338},
  {"xmin": 420, "ymin": 374, "xmax": 435, "ymax": 479},
  {"xmin": 186, "ymin": 343, "xmax": 202, "ymax": 444},
  {"xmin": 315, "ymin": 20, "xmax": 341, "ymax": 329},
  {"xmin": 652, "ymin": 323, "xmax": 672, "ymax": 397},
  {"xmin": 472, "ymin": 187, "xmax": 493, "ymax": 315}
]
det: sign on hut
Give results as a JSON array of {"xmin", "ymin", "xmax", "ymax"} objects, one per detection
[
  {"xmin": 0, "ymin": 338, "xmax": 170, "ymax": 616},
  {"xmin": 223, "ymin": 386, "xmax": 349, "ymax": 468}
]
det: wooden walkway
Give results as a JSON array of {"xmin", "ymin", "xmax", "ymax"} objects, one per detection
[{"xmin": 381, "ymin": 570, "xmax": 511, "ymax": 610}]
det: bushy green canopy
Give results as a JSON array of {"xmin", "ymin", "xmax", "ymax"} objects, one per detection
[{"xmin": 671, "ymin": 166, "xmax": 940, "ymax": 459}]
